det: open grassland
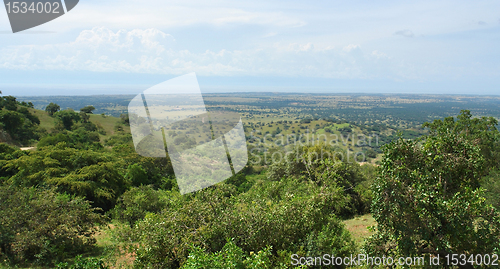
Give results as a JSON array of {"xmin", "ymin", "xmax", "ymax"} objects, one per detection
[
  {"xmin": 23, "ymin": 109, "xmax": 128, "ymax": 148},
  {"xmin": 29, "ymin": 108, "xmax": 55, "ymax": 132},
  {"xmin": 88, "ymin": 114, "xmax": 129, "ymax": 141}
]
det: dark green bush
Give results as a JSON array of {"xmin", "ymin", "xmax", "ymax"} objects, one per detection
[
  {"xmin": 0, "ymin": 187, "xmax": 105, "ymax": 265},
  {"xmin": 127, "ymin": 181, "xmax": 355, "ymax": 269},
  {"xmin": 4, "ymin": 144, "xmax": 127, "ymax": 211},
  {"xmin": 56, "ymin": 255, "xmax": 109, "ymax": 269},
  {"xmin": 110, "ymin": 185, "xmax": 178, "ymax": 226}
]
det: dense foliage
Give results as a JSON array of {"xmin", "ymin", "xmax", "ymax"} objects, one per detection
[
  {"xmin": 1, "ymin": 95, "xmax": 500, "ymax": 269},
  {"xmin": 366, "ymin": 110, "xmax": 500, "ymax": 267},
  {"xmin": 0, "ymin": 187, "xmax": 105, "ymax": 265},
  {"xmin": 0, "ymin": 96, "xmax": 40, "ymax": 144},
  {"xmin": 122, "ymin": 181, "xmax": 356, "ymax": 268}
]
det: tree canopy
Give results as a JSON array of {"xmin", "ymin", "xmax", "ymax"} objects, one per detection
[
  {"xmin": 80, "ymin": 105, "xmax": 96, "ymax": 114},
  {"xmin": 366, "ymin": 110, "xmax": 500, "ymax": 267},
  {"xmin": 45, "ymin": 102, "xmax": 60, "ymax": 116}
]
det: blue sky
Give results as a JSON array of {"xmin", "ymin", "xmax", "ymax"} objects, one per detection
[{"xmin": 0, "ymin": 0, "xmax": 499, "ymax": 96}]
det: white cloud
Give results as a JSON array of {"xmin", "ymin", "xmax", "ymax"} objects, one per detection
[
  {"xmin": 343, "ymin": 44, "xmax": 360, "ymax": 52},
  {"xmin": 394, "ymin": 29, "xmax": 414, "ymax": 38},
  {"xmin": 3, "ymin": 26, "xmax": 497, "ymax": 82},
  {"xmin": 371, "ymin": 50, "xmax": 388, "ymax": 59},
  {"xmin": 24, "ymin": 1, "xmax": 306, "ymax": 32},
  {"xmin": 0, "ymin": 27, "xmax": 400, "ymax": 79}
]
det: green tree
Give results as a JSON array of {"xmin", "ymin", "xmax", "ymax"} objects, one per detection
[
  {"xmin": 423, "ymin": 110, "xmax": 500, "ymax": 171},
  {"xmin": 125, "ymin": 163, "xmax": 149, "ymax": 186},
  {"xmin": 79, "ymin": 111, "xmax": 90, "ymax": 123},
  {"xmin": 4, "ymin": 143, "xmax": 127, "ymax": 210},
  {"xmin": 266, "ymin": 145, "xmax": 369, "ymax": 216},
  {"xmin": 0, "ymin": 187, "xmax": 105, "ymax": 265},
  {"xmin": 0, "ymin": 107, "xmax": 40, "ymax": 144},
  {"xmin": 366, "ymin": 112, "xmax": 500, "ymax": 267},
  {"xmin": 482, "ymin": 168, "xmax": 500, "ymax": 210},
  {"xmin": 45, "ymin": 102, "xmax": 60, "ymax": 116},
  {"xmin": 0, "ymin": 110, "xmax": 23, "ymax": 135},
  {"xmin": 80, "ymin": 105, "xmax": 96, "ymax": 114},
  {"xmin": 55, "ymin": 110, "xmax": 81, "ymax": 130},
  {"xmin": 120, "ymin": 113, "xmax": 130, "ymax": 125},
  {"xmin": 110, "ymin": 185, "xmax": 174, "ymax": 226},
  {"xmin": 2, "ymin": 96, "xmax": 18, "ymax": 111}
]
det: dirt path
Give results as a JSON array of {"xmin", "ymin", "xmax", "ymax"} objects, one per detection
[{"xmin": 20, "ymin": 147, "xmax": 35, "ymax": 151}]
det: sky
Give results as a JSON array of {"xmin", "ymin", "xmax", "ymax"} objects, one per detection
[{"xmin": 0, "ymin": 0, "xmax": 499, "ymax": 96}]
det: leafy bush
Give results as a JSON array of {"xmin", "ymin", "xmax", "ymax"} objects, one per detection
[
  {"xmin": 366, "ymin": 118, "xmax": 500, "ymax": 265},
  {"xmin": 0, "ymin": 144, "xmax": 26, "ymax": 181},
  {"xmin": 0, "ymin": 187, "xmax": 105, "ymax": 265},
  {"xmin": 104, "ymin": 133, "xmax": 132, "ymax": 147},
  {"xmin": 181, "ymin": 240, "xmax": 273, "ymax": 269},
  {"xmin": 125, "ymin": 163, "xmax": 149, "ymax": 186},
  {"xmin": 110, "ymin": 185, "xmax": 178, "ymax": 226},
  {"xmin": 4, "ymin": 144, "xmax": 127, "ymax": 210},
  {"xmin": 305, "ymin": 216, "xmax": 356, "ymax": 260},
  {"xmin": 482, "ymin": 168, "xmax": 500, "ymax": 210},
  {"xmin": 38, "ymin": 128, "xmax": 102, "ymax": 150},
  {"xmin": 126, "ymin": 181, "xmax": 355, "ymax": 268},
  {"xmin": 56, "ymin": 255, "xmax": 109, "ymax": 269},
  {"xmin": 0, "ymin": 97, "xmax": 40, "ymax": 144},
  {"xmin": 267, "ymin": 145, "xmax": 371, "ymax": 216}
]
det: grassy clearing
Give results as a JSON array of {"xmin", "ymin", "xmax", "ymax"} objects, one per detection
[
  {"xmin": 343, "ymin": 214, "xmax": 376, "ymax": 246},
  {"xmin": 29, "ymin": 108, "xmax": 55, "ymax": 132},
  {"xmin": 88, "ymin": 114, "xmax": 129, "ymax": 141},
  {"xmin": 24, "ymin": 109, "xmax": 128, "ymax": 148}
]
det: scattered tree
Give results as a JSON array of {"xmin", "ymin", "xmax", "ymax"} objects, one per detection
[
  {"xmin": 45, "ymin": 102, "xmax": 60, "ymax": 116},
  {"xmin": 54, "ymin": 110, "xmax": 81, "ymax": 130},
  {"xmin": 80, "ymin": 105, "xmax": 96, "ymax": 114}
]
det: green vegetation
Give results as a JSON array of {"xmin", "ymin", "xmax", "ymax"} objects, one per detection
[
  {"xmin": 80, "ymin": 106, "xmax": 96, "ymax": 114},
  {"xmin": 0, "ymin": 187, "xmax": 105, "ymax": 266},
  {"xmin": 1, "ymin": 93, "xmax": 500, "ymax": 268},
  {"xmin": 0, "ymin": 96, "xmax": 40, "ymax": 145},
  {"xmin": 366, "ymin": 110, "xmax": 500, "ymax": 267},
  {"xmin": 180, "ymin": 240, "xmax": 275, "ymax": 269},
  {"xmin": 45, "ymin": 103, "xmax": 60, "ymax": 116}
]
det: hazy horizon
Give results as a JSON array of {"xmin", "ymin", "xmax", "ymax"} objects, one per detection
[{"xmin": 1, "ymin": 0, "xmax": 499, "ymax": 96}]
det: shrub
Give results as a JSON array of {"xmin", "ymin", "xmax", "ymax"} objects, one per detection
[
  {"xmin": 55, "ymin": 255, "xmax": 109, "ymax": 269},
  {"xmin": 181, "ymin": 240, "xmax": 273, "ymax": 269},
  {"xmin": 110, "ymin": 185, "xmax": 178, "ymax": 226},
  {"xmin": 127, "ymin": 182, "xmax": 355, "ymax": 268},
  {"xmin": 0, "ymin": 187, "xmax": 105, "ymax": 265}
]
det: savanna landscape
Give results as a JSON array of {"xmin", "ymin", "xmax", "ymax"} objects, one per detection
[{"xmin": 1, "ymin": 92, "xmax": 500, "ymax": 268}]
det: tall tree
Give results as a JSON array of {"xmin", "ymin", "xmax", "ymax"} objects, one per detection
[
  {"xmin": 54, "ymin": 110, "xmax": 81, "ymax": 130},
  {"xmin": 80, "ymin": 105, "xmax": 96, "ymax": 114},
  {"xmin": 45, "ymin": 102, "xmax": 60, "ymax": 116},
  {"xmin": 423, "ymin": 110, "xmax": 500, "ymax": 171},
  {"xmin": 366, "ymin": 111, "xmax": 500, "ymax": 268}
]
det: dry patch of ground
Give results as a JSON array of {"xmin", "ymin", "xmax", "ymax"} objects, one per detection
[{"xmin": 343, "ymin": 214, "xmax": 376, "ymax": 245}]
